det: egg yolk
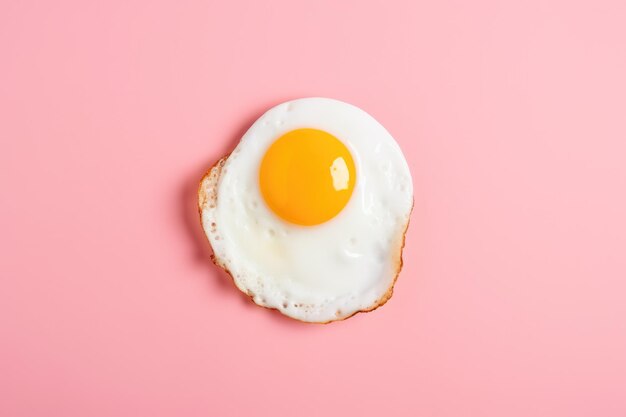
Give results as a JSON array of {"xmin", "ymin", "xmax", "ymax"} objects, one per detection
[{"xmin": 259, "ymin": 128, "xmax": 356, "ymax": 226}]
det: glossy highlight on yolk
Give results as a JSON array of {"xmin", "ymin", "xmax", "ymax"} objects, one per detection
[{"xmin": 259, "ymin": 128, "xmax": 356, "ymax": 226}]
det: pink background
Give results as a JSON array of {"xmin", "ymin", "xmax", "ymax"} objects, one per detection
[{"xmin": 2, "ymin": 0, "xmax": 626, "ymax": 416}]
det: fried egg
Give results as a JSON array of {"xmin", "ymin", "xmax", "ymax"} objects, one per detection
[{"xmin": 198, "ymin": 98, "xmax": 413, "ymax": 323}]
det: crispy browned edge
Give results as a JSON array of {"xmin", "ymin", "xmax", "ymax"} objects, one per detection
[{"xmin": 197, "ymin": 153, "xmax": 414, "ymax": 324}]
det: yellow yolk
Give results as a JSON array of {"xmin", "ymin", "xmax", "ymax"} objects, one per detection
[{"xmin": 259, "ymin": 128, "xmax": 356, "ymax": 226}]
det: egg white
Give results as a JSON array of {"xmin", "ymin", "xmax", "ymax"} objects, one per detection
[{"xmin": 199, "ymin": 98, "xmax": 413, "ymax": 323}]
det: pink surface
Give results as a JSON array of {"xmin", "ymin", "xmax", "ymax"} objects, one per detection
[{"xmin": 2, "ymin": 0, "xmax": 626, "ymax": 416}]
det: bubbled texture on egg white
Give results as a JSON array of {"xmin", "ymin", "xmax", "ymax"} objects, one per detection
[{"xmin": 200, "ymin": 98, "xmax": 413, "ymax": 323}]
